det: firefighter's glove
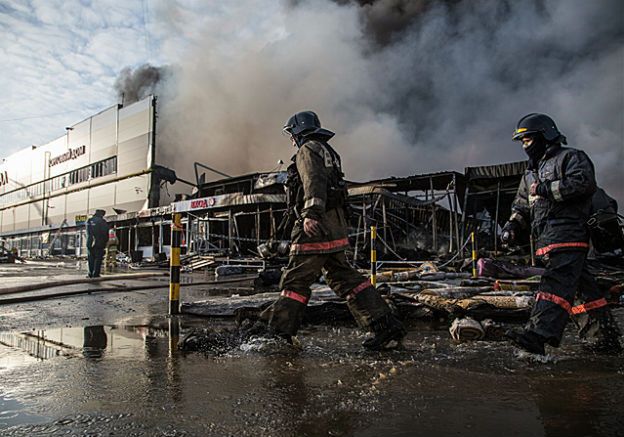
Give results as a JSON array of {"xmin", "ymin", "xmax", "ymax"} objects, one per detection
[
  {"xmin": 530, "ymin": 181, "xmax": 548, "ymax": 197},
  {"xmin": 500, "ymin": 221, "xmax": 518, "ymax": 245},
  {"xmin": 303, "ymin": 217, "xmax": 323, "ymax": 238}
]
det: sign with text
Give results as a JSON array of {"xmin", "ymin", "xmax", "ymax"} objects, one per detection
[{"xmin": 49, "ymin": 145, "xmax": 86, "ymax": 167}]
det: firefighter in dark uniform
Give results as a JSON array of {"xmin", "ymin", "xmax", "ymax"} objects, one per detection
[
  {"xmin": 86, "ymin": 209, "xmax": 109, "ymax": 278},
  {"xmin": 261, "ymin": 111, "xmax": 406, "ymax": 350},
  {"xmin": 502, "ymin": 113, "xmax": 621, "ymax": 354}
]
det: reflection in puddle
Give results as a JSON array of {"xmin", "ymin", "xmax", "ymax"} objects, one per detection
[
  {"xmin": 0, "ymin": 319, "xmax": 622, "ymax": 437},
  {"xmin": 0, "ymin": 324, "xmax": 173, "ymax": 363}
]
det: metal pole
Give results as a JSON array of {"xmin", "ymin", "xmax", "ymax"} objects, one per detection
[
  {"xmin": 471, "ymin": 231, "xmax": 477, "ymax": 278},
  {"xmin": 186, "ymin": 215, "xmax": 192, "ymax": 254},
  {"xmin": 381, "ymin": 199, "xmax": 388, "ymax": 256},
  {"xmin": 447, "ymin": 189, "xmax": 453, "ymax": 253},
  {"xmin": 430, "ymin": 177, "xmax": 437, "ymax": 251},
  {"xmin": 361, "ymin": 199, "xmax": 367, "ymax": 258},
  {"xmin": 255, "ymin": 205, "xmax": 260, "ymax": 247},
  {"xmin": 206, "ymin": 213, "xmax": 210, "ymax": 248},
  {"xmin": 370, "ymin": 225, "xmax": 377, "ymax": 288},
  {"xmin": 169, "ymin": 213, "xmax": 182, "ymax": 315},
  {"xmin": 494, "ymin": 181, "xmax": 501, "ymax": 253},
  {"xmin": 353, "ymin": 214, "xmax": 362, "ymax": 263},
  {"xmin": 227, "ymin": 210, "xmax": 234, "ymax": 254},
  {"xmin": 269, "ymin": 206, "xmax": 275, "ymax": 237},
  {"xmin": 158, "ymin": 222, "xmax": 163, "ymax": 253},
  {"xmin": 453, "ymin": 174, "xmax": 460, "ymax": 253},
  {"xmin": 461, "ymin": 184, "xmax": 470, "ymax": 257}
]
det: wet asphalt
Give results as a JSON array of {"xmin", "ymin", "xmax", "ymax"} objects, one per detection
[{"xmin": 0, "ymin": 262, "xmax": 623, "ymax": 437}]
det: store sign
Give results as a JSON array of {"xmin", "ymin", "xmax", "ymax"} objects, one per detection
[
  {"xmin": 75, "ymin": 214, "xmax": 88, "ymax": 225},
  {"xmin": 49, "ymin": 145, "xmax": 86, "ymax": 167},
  {"xmin": 0, "ymin": 171, "xmax": 8, "ymax": 186},
  {"xmin": 190, "ymin": 198, "xmax": 216, "ymax": 209}
]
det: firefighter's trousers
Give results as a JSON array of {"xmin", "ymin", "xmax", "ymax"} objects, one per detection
[
  {"xmin": 261, "ymin": 251, "xmax": 391, "ymax": 336},
  {"xmin": 526, "ymin": 249, "xmax": 619, "ymax": 346}
]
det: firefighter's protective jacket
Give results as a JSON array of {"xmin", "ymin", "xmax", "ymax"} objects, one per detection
[
  {"xmin": 288, "ymin": 139, "xmax": 349, "ymax": 255},
  {"xmin": 508, "ymin": 145, "xmax": 597, "ymax": 256}
]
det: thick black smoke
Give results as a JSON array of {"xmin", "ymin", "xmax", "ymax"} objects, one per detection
[
  {"xmin": 153, "ymin": 0, "xmax": 623, "ymax": 205},
  {"xmin": 364, "ymin": 0, "xmax": 623, "ymax": 200},
  {"xmin": 114, "ymin": 64, "xmax": 166, "ymax": 105},
  {"xmin": 347, "ymin": 0, "xmax": 437, "ymax": 45}
]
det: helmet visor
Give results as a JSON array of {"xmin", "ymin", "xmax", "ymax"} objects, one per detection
[{"xmin": 512, "ymin": 127, "xmax": 541, "ymax": 141}]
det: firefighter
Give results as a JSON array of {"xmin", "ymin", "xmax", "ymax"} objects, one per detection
[
  {"xmin": 86, "ymin": 209, "xmax": 110, "ymax": 278},
  {"xmin": 105, "ymin": 227, "xmax": 119, "ymax": 273},
  {"xmin": 502, "ymin": 113, "xmax": 621, "ymax": 355},
  {"xmin": 260, "ymin": 111, "xmax": 406, "ymax": 350}
]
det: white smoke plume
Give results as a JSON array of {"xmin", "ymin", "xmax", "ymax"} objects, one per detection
[{"xmin": 147, "ymin": 0, "xmax": 623, "ymax": 205}]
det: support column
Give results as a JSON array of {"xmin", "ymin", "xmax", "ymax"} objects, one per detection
[
  {"xmin": 370, "ymin": 225, "xmax": 377, "ymax": 288},
  {"xmin": 169, "ymin": 213, "xmax": 182, "ymax": 315},
  {"xmin": 430, "ymin": 177, "xmax": 437, "ymax": 252}
]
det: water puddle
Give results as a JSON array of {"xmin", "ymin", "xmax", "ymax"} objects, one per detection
[
  {"xmin": 0, "ymin": 318, "xmax": 622, "ymax": 436},
  {"xmin": 0, "ymin": 395, "xmax": 49, "ymax": 427}
]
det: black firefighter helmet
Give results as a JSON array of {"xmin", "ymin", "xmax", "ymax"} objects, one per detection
[
  {"xmin": 512, "ymin": 113, "xmax": 567, "ymax": 145},
  {"xmin": 283, "ymin": 111, "xmax": 334, "ymax": 145}
]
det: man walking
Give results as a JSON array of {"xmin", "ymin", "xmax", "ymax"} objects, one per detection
[
  {"xmin": 502, "ymin": 113, "xmax": 621, "ymax": 355},
  {"xmin": 261, "ymin": 111, "xmax": 406, "ymax": 350}
]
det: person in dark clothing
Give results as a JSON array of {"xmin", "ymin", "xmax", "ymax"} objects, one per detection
[
  {"xmin": 260, "ymin": 111, "xmax": 406, "ymax": 350},
  {"xmin": 86, "ymin": 209, "xmax": 109, "ymax": 278},
  {"xmin": 502, "ymin": 113, "xmax": 621, "ymax": 355}
]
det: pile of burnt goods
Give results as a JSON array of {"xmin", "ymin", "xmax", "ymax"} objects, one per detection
[
  {"xmin": 180, "ymin": 255, "xmax": 623, "ymax": 346},
  {"xmin": 124, "ymin": 252, "xmax": 218, "ymax": 270}
]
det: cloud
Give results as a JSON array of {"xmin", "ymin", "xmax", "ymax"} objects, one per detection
[{"xmin": 0, "ymin": 0, "xmax": 152, "ymax": 155}]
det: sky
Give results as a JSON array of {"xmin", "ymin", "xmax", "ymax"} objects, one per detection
[{"xmin": 1, "ymin": 0, "xmax": 623, "ymax": 205}]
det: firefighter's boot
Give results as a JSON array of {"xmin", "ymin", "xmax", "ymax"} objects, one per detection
[
  {"xmin": 584, "ymin": 311, "xmax": 622, "ymax": 355},
  {"xmin": 362, "ymin": 313, "xmax": 407, "ymax": 351},
  {"xmin": 505, "ymin": 329, "xmax": 546, "ymax": 355}
]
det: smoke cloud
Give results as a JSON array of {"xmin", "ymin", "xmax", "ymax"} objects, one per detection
[
  {"xmin": 114, "ymin": 64, "xmax": 166, "ymax": 105},
  {"xmin": 148, "ymin": 0, "xmax": 623, "ymax": 205}
]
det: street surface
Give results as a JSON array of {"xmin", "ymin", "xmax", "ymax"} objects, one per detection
[{"xmin": 0, "ymin": 262, "xmax": 622, "ymax": 436}]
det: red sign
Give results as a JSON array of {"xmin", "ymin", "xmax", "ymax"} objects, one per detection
[{"xmin": 190, "ymin": 198, "xmax": 215, "ymax": 209}]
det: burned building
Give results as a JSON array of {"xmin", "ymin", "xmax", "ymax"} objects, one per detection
[{"xmin": 168, "ymin": 170, "xmax": 470, "ymax": 266}]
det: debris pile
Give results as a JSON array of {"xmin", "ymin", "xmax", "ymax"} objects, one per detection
[{"xmin": 179, "ymin": 253, "xmax": 623, "ymax": 349}]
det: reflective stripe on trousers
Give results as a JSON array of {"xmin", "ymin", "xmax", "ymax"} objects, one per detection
[{"xmin": 536, "ymin": 291, "xmax": 608, "ymax": 315}]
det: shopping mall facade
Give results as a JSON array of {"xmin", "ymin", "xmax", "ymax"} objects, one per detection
[{"xmin": 0, "ymin": 96, "xmax": 170, "ymax": 257}]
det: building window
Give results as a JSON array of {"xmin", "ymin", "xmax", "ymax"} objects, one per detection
[
  {"xmin": 69, "ymin": 167, "xmax": 90, "ymax": 185},
  {"xmin": 90, "ymin": 156, "xmax": 116, "ymax": 179}
]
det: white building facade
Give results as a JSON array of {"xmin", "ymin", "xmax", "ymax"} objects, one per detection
[{"xmin": 0, "ymin": 96, "xmax": 162, "ymax": 257}]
